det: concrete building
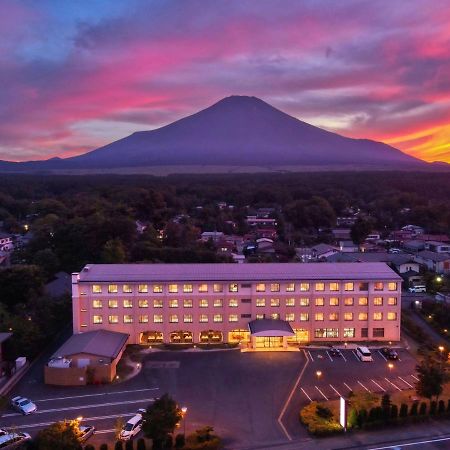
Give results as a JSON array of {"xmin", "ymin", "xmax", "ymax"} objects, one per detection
[{"xmin": 72, "ymin": 263, "xmax": 402, "ymax": 349}]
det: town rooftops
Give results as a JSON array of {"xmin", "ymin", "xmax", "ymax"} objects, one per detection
[
  {"xmin": 416, "ymin": 250, "xmax": 450, "ymax": 262},
  {"xmin": 75, "ymin": 262, "xmax": 402, "ymax": 282},
  {"xmin": 52, "ymin": 330, "xmax": 129, "ymax": 359}
]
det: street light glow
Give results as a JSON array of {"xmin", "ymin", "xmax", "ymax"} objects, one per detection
[
  {"xmin": 438, "ymin": 345, "xmax": 445, "ymax": 352},
  {"xmin": 388, "ymin": 363, "xmax": 394, "ymax": 370}
]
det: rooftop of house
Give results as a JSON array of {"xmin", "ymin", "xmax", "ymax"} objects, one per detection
[
  {"xmin": 0, "ymin": 332, "xmax": 12, "ymax": 344},
  {"xmin": 416, "ymin": 250, "xmax": 450, "ymax": 262}
]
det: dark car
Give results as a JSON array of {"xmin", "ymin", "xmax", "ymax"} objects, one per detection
[
  {"xmin": 329, "ymin": 347, "xmax": 342, "ymax": 357},
  {"xmin": 381, "ymin": 348, "xmax": 399, "ymax": 360}
]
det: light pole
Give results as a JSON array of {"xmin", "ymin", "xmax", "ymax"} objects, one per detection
[
  {"xmin": 181, "ymin": 406, "xmax": 188, "ymax": 436},
  {"xmin": 388, "ymin": 363, "xmax": 394, "ymax": 373},
  {"xmin": 438, "ymin": 346, "xmax": 445, "ymax": 372},
  {"xmin": 316, "ymin": 370, "xmax": 322, "ymax": 381}
]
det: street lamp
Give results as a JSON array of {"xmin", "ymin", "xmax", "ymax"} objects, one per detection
[
  {"xmin": 316, "ymin": 370, "xmax": 322, "ymax": 381},
  {"xmin": 438, "ymin": 346, "xmax": 445, "ymax": 371},
  {"xmin": 388, "ymin": 363, "xmax": 394, "ymax": 372},
  {"xmin": 181, "ymin": 406, "xmax": 188, "ymax": 436}
]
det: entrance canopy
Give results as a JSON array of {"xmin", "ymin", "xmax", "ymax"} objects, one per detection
[{"xmin": 248, "ymin": 319, "xmax": 294, "ymax": 337}]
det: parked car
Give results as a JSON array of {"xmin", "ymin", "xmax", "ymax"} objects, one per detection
[
  {"xmin": 328, "ymin": 347, "xmax": 342, "ymax": 357},
  {"xmin": 78, "ymin": 425, "xmax": 95, "ymax": 442},
  {"xmin": 119, "ymin": 413, "xmax": 143, "ymax": 440},
  {"xmin": 381, "ymin": 348, "xmax": 399, "ymax": 360},
  {"xmin": 0, "ymin": 432, "xmax": 31, "ymax": 449},
  {"xmin": 409, "ymin": 285, "xmax": 426, "ymax": 293},
  {"xmin": 10, "ymin": 396, "xmax": 37, "ymax": 415}
]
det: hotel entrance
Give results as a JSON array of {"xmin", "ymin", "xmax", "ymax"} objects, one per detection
[
  {"xmin": 247, "ymin": 318, "xmax": 295, "ymax": 351},
  {"xmin": 255, "ymin": 336, "xmax": 283, "ymax": 348}
]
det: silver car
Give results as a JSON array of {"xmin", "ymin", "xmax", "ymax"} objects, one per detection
[
  {"xmin": 11, "ymin": 396, "xmax": 37, "ymax": 415},
  {"xmin": 78, "ymin": 425, "xmax": 95, "ymax": 442}
]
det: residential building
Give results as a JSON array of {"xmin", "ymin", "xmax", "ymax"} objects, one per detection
[
  {"xmin": 424, "ymin": 241, "xmax": 450, "ymax": 253},
  {"xmin": 414, "ymin": 251, "xmax": 450, "ymax": 274},
  {"xmin": 72, "ymin": 262, "xmax": 402, "ymax": 349},
  {"xmin": 0, "ymin": 233, "xmax": 13, "ymax": 251},
  {"xmin": 401, "ymin": 225, "xmax": 424, "ymax": 235},
  {"xmin": 201, "ymin": 231, "xmax": 224, "ymax": 243},
  {"xmin": 339, "ymin": 240, "xmax": 359, "ymax": 253}
]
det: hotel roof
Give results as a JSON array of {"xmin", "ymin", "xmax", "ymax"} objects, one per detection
[{"xmin": 76, "ymin": 262, "xmax": 401, "ymax": 282}]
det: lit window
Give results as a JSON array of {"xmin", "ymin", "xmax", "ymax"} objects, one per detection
[
  {"xmin": 183, "ymin": 299, "xmax": 193, "ymax": 308},
  {"xmin": 184, "ymin": 314, "xmax": 193, "ymax": 323},
  {"xmin": 315, "ymin": 282, "xmax": 325, "ymax": 291},
  {"xmin": 315, "ymin": 297, "xmax": 324, "ymax": 306},
  {"xmin": 229, "ymin": 299, "xmax": 238, "ymax": 307},
  {"xmin": 329, "ymin": 312, "xmax": 339, "ymax": 321},
  {"xmin": 153, "ymin": 284, "xmax": 163, "ymax": 293},
  {"xmin": 229, "ymin": 283, "xmax": 238, "ymax": 293},
  {"xmin": 286, "ymin": 283, "xmax": 295, "ymax": 292},
  {"xmin": 108, "ymin": 315, "xmax": 118, "ymax": 324},
  {"xmin": 374, "ymin": 282, "xmax": 384, "ymax": 291},
  {"xmin": 256, "ymin": 283, "xmax": 266, "ymax": 292},
  {"xmin": 344, "ymin": 282, "xmax": 354, "ymax": 291},
  {"xmin": 213, "ymin": 299, "xmax": 223, "ymax": 307},
  {"xmin": 359, "ymin": 297, "xmax": 368, "ymax": 306},
  {"xmin": 315, "ymin": 328, "xmax": 339, "ymax": 338},
  {"xmin": 199, "ymin": 299, "xmax": 209, "ymax": 308},
  {"xmin": 92, "ymin": 299, "xmax": 103, "ymax": 309},
  {"xmin": 213, "ymin": 283, "xmax": 223, "ymax": 293},
  {"xmin": 315, "ymin": 312, "xmax": 324, "ymax": 321},
  {"xmin": 256, "ymin": 298, "xmax": 265, "ymax": 307},
  {"xmin": 138, "ymin": 284, "xmax": 148, "ymax": 293},
  {"xmin": 123, "ymin": 315, "xmax": 133, "ymax": 323},
  {"xmin": 139, "ymin": 299, "xmax": 149, "ymax": 308},
  {"xmin": 139, "ymin": 315, "xmax": 149, "ymax": 323},
  {"xmin": 108, "ymin": 284, "xmax": 118, "ymax": 293},
  {"xmin": 153, "ymin": 314, "xmax": 163, "ymax": 323},
  {"xmin": 286, "ymin": 298, "xmax": 295, "ymax": 307},
  {"xmin": 92, "ymin": 284, "xmax": 102, "ymax": 294},
  {"xmin": 329, "ymin": 282, "xmax": 339, "ymax": 291},
  {"xmin": 108, "ymin": 299, "xmax": 118, "ymax": 308},
  {"xmin": 123, "ymin": 284, "xmax": 132, "ymax": 293},
  {"xmin": 343, "ymin": 328, "xmax": 355, "ymax": 338},
  {"xmin": 388, "ymin": 282, "xmax": 398, "ymax": 291},
  {"xmin": 330, "ymin": 297, "xmax": 339, "ymax": 306},
  {"xmin": 93, "ymin": 315, "xmax": 102, "ymax": 324},
  {"xmin": 123, "ymin": 299, "xmax": 133, "ymax": 308},
  {"xmin": 213, "ymin": 314, "xmax": 223, "ymax": 323},
  {"xmin": 256, "ymin": 314, "xmax": 265, "ymax": 320},
  {"xmin": 271, "ymin": 313, "xmax": 280, "ymax": 320},
  {"xmin": 270, "ymin": 283, "xmax": 280, "ymax": 292},
  {"xmin": 168, "ymin": 284, "xmax": 178, "ymax": 293},
  {"xmin": 344, "ymin": 297, "xmax": 354, "ymax": 306},
  {"xmin": 373, "ymin": 312, "xmax": 383, "ymax": 321},
  {"xmin": 388, "ymin": 297, "xmax": 397, "ymax": 306},
  {"xmin": 169, "ymin": 299, "xmax": 178, "ymax": 308},
  {"xmin": 198, "ymin": 284, "xmax": 208, "ymax": 293},
  {"xmin": 300, "ymin": 283, "xmax": 310, "ymax": 291},
  {"xmin": 286, "ymin": 313, "xmax": 295, "ymax": 322},
  {"xmin": 387, "ymin": 312, "xmax": 397, "ymax": 321},
  {"xmin": 300, "ymin": 313, "xmax": 309, "ymax": 321},
  {"xmin": 270, "ymin": 298, "xmax": 280, "ymax": 307},
  {"xmin": 229, "ymin": 314, "xmax": 238, "ymax": 322},
  {"xmin": 153, "ymin": 299, "xmax": 163, "ymax": 308},
  {"xmin": 199, "ymin": 314, "xmax": 208, "ymax": 323},
  {"xmin": 300, "ymin": 298, "xmax": 309, "ymax": 306},
  {"xmin": 344, "ymin": 312, "xmax": 353, "ymax": 321},
  {"xmin": 358, "ymin": 312, "xmax": 368, "ymax": 321},
  {"xmin": 183, "ymin": 284, "xmax": 193, "ymax": 293},
  {"xmin": 169, "ymin": 314, "xmax": 178, "ymax": 323},
  {"xmin": 374, "ymin": 297, "xmax": 383, "ymax": 306}
]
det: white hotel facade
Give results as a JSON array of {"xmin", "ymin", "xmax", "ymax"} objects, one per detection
[{"xmin": 72, "ymin": 262, "xmax": 402, "ymax": 349}]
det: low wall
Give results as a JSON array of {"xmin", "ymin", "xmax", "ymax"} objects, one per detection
[{"xmin": 44, "ymin": 365, "xmax": 87, "ymax": 386}]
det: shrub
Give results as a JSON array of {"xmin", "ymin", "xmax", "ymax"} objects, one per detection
[
  {"xmin": 419, "ymin": 402, "xmax": 427, "ymax": 415},
  {"xmin": 390, "ymin": 404, "xmax": 398, "ymax": 420},
  {"xmin": 300, "ymin": 402, "xmax": 343, "ymax": 436},
  {"xmin": 429, "ymin": 401, "xmax": 437, "ymax": 415},
  {"xmin": 136, "ymin": 438, "xmax": 146, "ymax": 450},
  {"xmin": 399, "ymin": 403, "xmax": 408, "ymax": 418},
  {"xmin": 410, "ymin": 402, "xmax": 418, "ymax": 416},
  {"xmin": 115, "ymin": 442, "xmax": 124, "ymax": 450},
  {"xmin": 125, "ymin": 440, "xmax": 134, "ymax": 450},
  {"xmin": 438, "ymin": 400, "xmax": 446, "ymax": 414},
  {"xmin": 84, "ymin": 446, "xmax": 95, "ymax": 450},
  {"xmin": 100, "ymin": 445, "xmax": 109, "ymax": 450},
  {"xmin": 316, "ymin": 405, "xmax": 333, "ymax": 420},
  {"xmin": 447, "ymin": 399, "xmax": 450, "ymax": 413},
  {"xmin": 358, "ymin": 408, "xmax": 368, "ymax": 428},
  {"xmin": 163, "ymin": 434, "xmax": 173, "ymax": 449},
  {"xmin": 175, "ymin": 434, "xmax": 185, "ymax": 448}
]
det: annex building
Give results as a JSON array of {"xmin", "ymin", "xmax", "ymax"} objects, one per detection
[{"xmin": 72, "ymin": 263, "xmax": 402, "ymax": 349}]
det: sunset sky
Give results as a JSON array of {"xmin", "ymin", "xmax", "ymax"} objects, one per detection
[{"xmin": 1, "ymin": 0, "xmax": 449, "ymax": 163}]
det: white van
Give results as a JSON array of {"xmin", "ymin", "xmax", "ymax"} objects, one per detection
[
  {"xmin": 356, "ymin": 346, "xmax": 373, "ymax": 362},
  {"xmin": 409, "ymin": 285, "xmax": 426, "ymax": 293},
  {"xmin": 119, "ymin": 413, "xmax": 143, "ymax": 440}
]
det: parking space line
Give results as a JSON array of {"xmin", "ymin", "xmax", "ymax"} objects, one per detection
[
  {"xmin": 315, "ymin": 386, "xmax": 328, "ymax": 400},
  {"xmin": 343, "ymin": 382, "xmax": 353, "ymax": 392},
  {"xmin": 300, "ymin": 387, "xmax": 313, "ymax": 402},
  {"xmin": 371, "ymin": 379, "xmax": 386, "ymax": 392},
  {"xmin": 378, "ymin": 350, "xmax": 388, "ymax": 361},
  {"xmin": 398, "ymin": 376, "xmax": 414, "ymax": 389},
  {"xmin": 411, "ymin": 374, "xmax": 419, "ymax": 381},
  {"xmin": 357, "ymin": 381, "xmax": 371, "ymax": 392},
  {"xmin": 326, "ymin": 351, "xmax": 333, "ymax": 362},
  {"xmin": 385, "ymin": 377, "xmax": 402, "ymax": 391},
  {"xmin": 351, "ymin": 350, "xmax": 360, "ymax": 361},
  {"xmin": 329, "ymin": 384, "xmax": 341, "ymax": 397},
  {"xmin": 307, "ymin": 350, "xmax": 314, "ymax": 361},
  {"xmin": 341, "ymin": 352, "xmax": 347, "ymax": 362},
  {"xmin": 95, "ymin": 429, "xmax": 115, "ymax": 435}
]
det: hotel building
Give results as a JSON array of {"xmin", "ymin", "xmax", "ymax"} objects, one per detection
[{"xmin": 72, "ymin": 262, "xmax": 401, "ymax": 349}]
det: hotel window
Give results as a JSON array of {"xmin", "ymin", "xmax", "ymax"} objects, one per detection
[
  {"xmin": 361, "ymin": 328, "xmax": 369, "ymax": 338},
  {"xmin": 213, "ymin": 314, "xmax": 223, "ymax": 323},
  {"xmin": 387, "ymin": 297, "xmax": 397, "ymax": 306},
  {"xmin": 286, "ymin": 283, "xmax": 295, "ymax": 292},
  {"xmin": 271, "ymin": 313, "xmax": 280, "ymax": 320},
  {"xmin": 358, "ymin": 282, "xmax": 369, "ymax": 291},
  {"xmin": 344, "ymin": 312, "xmax": 353, "ymax": 321},
  {"xmin": 229, "ymin": 299, "xmax": 238, "ymax": 307},
  {"xmin": 229, "ymin": 314, "xmax": 238, "ymax": 322},
  {"xmin": 92, "ymin": 299, "xmax": 103, "ymax": 309},
  {"xmin": 92, "ymin": 284, "xmax": 102, "ymax": 294},
  {"xmin": 329, "ymin": 312, "xmax": 339, "ymax": 321},
  {"xmin": 183, "ymin": 284, "xmax": 193, "ymax": 293},
  {"xmin": 138, "ymin": 284, "xmax": 148, "ymax": 293},
  {"xmin": 358, "ymin": 312, "xmax": 368, "ymax": 321},
  {"xmin": 387, "ymin": 312, "xmax": 397, "ymax": 321},
  {"xmin": 168, "ymin": 284, "xmax": 178, "ymax": 293},
  {"xmin": 169, "ymin": 299, "xmax": 179, "ymax": 308},
  {"xmin": 388, "ymin": 282, "xmax": 398, "ymax": 291},
  {"xmin": 374, "ymin": 282, "xmax": 384, "ymax": 291},
  {"xmin": 315, "ymin": 312, "xmax": 324, "ymax": 321},
  {"xmin": 139, "ymin": 315, "xmax": 149, "ymax": 323},
  {"xmin": 300, "ymin": 298, "xmax": 310, "ymax": 306},
  {"xmin": 256, "ymin": 298, "xmax": 266, "ymax": 307},
  {"xmin": 256, "ymin": 283, "xmax": 266, "ymax": 292},
  {"xmin": 123, "ymin": 315, "xmax": 133, "ymax": 323},
  {"xmin": 373, "ymin": 328, "xmax": 385, "ymax": 338},
  {"xmin": 184, "ymin": 314, "xmax": 193, "ymax": 323},
  {"xmin": 285, "ymin": 313, "xmax": 295, "ymax": 322},
  {"xmin": 315, "ymin": 282, "xmax": 325, "ymax": 291},
  {"xmin": 270, "ymin": 283, "xmax": 280, "ymax": 292},
  {"xmin": 374, "ymin": 297, "xmax": 383, "ymax": 306},
  {"xmin": 183, "ymin": 299, "xmax": 193, "ymax": 308},
  {"xmin": 329, "ymin": 282, "xmax": 339, "ymax": 291},
  {"xmin": 343, "ymin": 328, "xmax": 355, "ymax": 338},
  {"xmin": 93, "ymin": 315, "xmax": 103, "ymax": 324},
  {"xmin": 108, "ymin": 299, "xmax": 118, "ymax": 308},
  {"xmin": 108, "ymin": 284, "xmax": 118, "ymax": 293},
  {"xmin": 198, "ymin": 284, "xmax": 208, "ymax": 293},
  {"xmin": 344, "ymin": 282, "xmax": 354, "ymax": 291},
  {"xmin": 344, "ymin": 297, "xmax": 354, "ymax": 306},
  {"xmin": 229, "ymin": 283, "xmax": 238, "ymax": 292},
  {"xmin": 256, "ymin": 314, "xmax": 265, "ymax": 320},
  {"xmin": 199, "ymin": 299, "xmax": 209, "ymax": 308},
  {"xmin": 169, "ymin": 314, "xmax": 178, "ymax": 323},
  {"xmin": 213, "ymin": 299, "xmax": 223, "ymax": 307},
  {"xmin": 286, "ymin": 298, "xmax": 295, "ymax": 307},
  {"xmin": 153, "ymin": 299, "xmax": 163, "ymax": 308},
  {"xmin": 358, "ymin": 297, "xmax": 368, "ymax": 306},
  {"xmin": 330, "ymin": 297, "xmax": 339, "ymax": 306},
  {"xmin": 315, "ymin": 328, "xmax": 326, "ymax": 338},
  {"xmin": 270, "ymin": 298, "xmax": 280, "ymax": 307},
  {"xmin": 300, "ymin": 313, "xmax": 309, "ymax": 321},
  {"xmin": 138, "ymin": 299, "xmax": 149, "ymax": 308},
  {"xmin": 327, "ymin": 328, "xmax": 339, "ymax": 338},
  {"xmin": 315, "ymin": 297, "xmax": 324, "ymax": 306},
  {"xmin": 315, "ymin": 328, "xmax": 339, "ymax": 338},
  {"xmin": 373, "ymin": 312, "xmax": 383, "ymax": 321},
  {"xmin": 153, "ymin": 284, "xmax": 163, "ymax": 293},
  {"xmin": 153, "ymin": 314, "xmax": 163, "ymax": 323},
  {"xmin": 300, "ymin": 282, "xmax": 310, "ymax": 291},
  {"xmin": 199, "ymin": 314, "xmax": 208, "ymax": 323},
  {"xmin": 213, "ymin": 283, "xmax": 223, "ymax": 293},
  {"xmin": 123, "ymin": 284, "xmax": 132, "ymax": 293},
  {"xmin": 108, "ymin": 315, "xmax": 118, "ymax": 324},
  {"xmin": 123, "ymin": 299, "xmax": 133, "ymax": 308}
]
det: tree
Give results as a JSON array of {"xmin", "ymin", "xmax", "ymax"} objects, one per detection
[
  {"xmin": 429, "ymin": 400, "xmax": 437, "ymax": 415},
  {"xmin": 136, "ymin": 438, "xmax": 146, "ymax": 450},
  {"xmin": 399, "ymin": 403, "xmax": 408, "ymax": 418},
  {"xmin": 381, "ymin": 394, "xmax": 391, "ymax": 422},
  {"xmin": 101, "ymin": 238, "xmax": 127, "ymax": 263},
  {"xmin": 416, "ymin": 359, "xmax": 445, "ymax": 400},
  {"xmin": 100, "ymin": 444, "xmax": 109, "ymax": 450},
  {"xmin": 34, "ymin": 420, "xmax": 82, "ymax": 450},
  {"xmin": 438, "ymin": 400, "xmax": 446, "ymax": 414},
  {"xmin": 125, "ymin": 440, "xmax": 134, "ymax": 450},
  {"xmin": 114, "ymin": 442, "xmax": 124, "ymax": 450},
  {"xmin": 32, "ymin": 249, "xmax": 60, "ymax": 279},
  {"xmin": 419, "ymin": 402, "xmax": 427, "ymax": 415},
  {"xmin": 350, "ymin": 218, "xmax": 373, "ymax": 245},
  {"xmin": 410, "ymin": 402, "xmax": 418, "ymax": 416}
]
